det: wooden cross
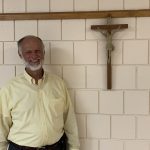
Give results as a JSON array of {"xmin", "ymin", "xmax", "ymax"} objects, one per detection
[{"xmin": 91, "ymin": 16, "xmax": 128, "ymax": 89}]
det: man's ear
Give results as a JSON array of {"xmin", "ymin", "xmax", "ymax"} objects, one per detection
[{"xmin": 18, "ymin": 50, "xmax": 22, "ymax": 58}]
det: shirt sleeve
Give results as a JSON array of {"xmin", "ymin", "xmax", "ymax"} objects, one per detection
[
  {"xmin": 62, "ymin": 83, "xmax": 80, "ymax": 150},
  {"xmin": 0, "ymin": 88, "xmax": 12, "ymax": 150}
]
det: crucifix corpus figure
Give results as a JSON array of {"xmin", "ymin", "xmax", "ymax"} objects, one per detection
[{"xmin": 91, "ymin": 16, "xmax": 128, "ymax": 89}]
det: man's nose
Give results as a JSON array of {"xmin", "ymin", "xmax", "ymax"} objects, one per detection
[{"xmin": 30, "ymin": 52, "xmax": 39, "ymax": 58}]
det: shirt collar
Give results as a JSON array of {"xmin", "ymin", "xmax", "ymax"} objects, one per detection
[{"xmin": 24, "ymin": 69, "xmax": 46, "ymax": 85}]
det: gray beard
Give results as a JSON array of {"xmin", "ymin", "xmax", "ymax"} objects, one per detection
[{"xmin": 22, "ymin": 59, "xmax": 43, "ymax": 71}]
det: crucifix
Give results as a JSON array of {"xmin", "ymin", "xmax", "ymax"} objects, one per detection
[{"xmin": 91, "ymin": 16, "xmax": 128, "ymax": 89}]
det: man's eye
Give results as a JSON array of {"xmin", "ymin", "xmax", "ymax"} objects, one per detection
[
  {"xmin": 35, "ymin": 50, "xmax": 41, "ymax": 53},
  {"xmin": 25, "ymin": 51, "xmax": 32, "ymax": 54}
]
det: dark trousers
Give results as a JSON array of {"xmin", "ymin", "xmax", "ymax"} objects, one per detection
[{"xmin": 8, "ymin": 135, "xmax": 67, "ymax": 150}]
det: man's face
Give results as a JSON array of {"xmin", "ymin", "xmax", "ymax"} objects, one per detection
[{"xmin": 19, "ymin": 38, "xmax": 45, "ymax": 71}]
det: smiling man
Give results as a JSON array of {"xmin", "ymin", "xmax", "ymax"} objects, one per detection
[
  {"xmin": 19, "ymin": 36, "xmax": 45, "ymax": 72},
  {"xmin": 0, "ymin": 35, "xmax": 80, "ymax": 150}
]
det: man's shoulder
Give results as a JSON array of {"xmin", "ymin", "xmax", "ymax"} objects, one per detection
[
  {"xmin": 1, "ymin": 73, "xmax": 24, "ymax": 89},
  {"xmin": 0, "ymin": 74, "xmax": 23, "ymax": 94},
  {"xmin": 8, "ymin": 73, "xmax": 24, "ymax": 84}
]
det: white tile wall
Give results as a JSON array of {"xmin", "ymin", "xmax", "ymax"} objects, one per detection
[
  {"xmin": 100, "ymin": 140, "xmax": 123, "ymax": 150},
  {"xmin": 0, "ymin": 21, "xmax": 14, "ymax": 41},
  {"xmin": 63, "ymin": 66, "xmax": 85, "ymax": 88},
  {"xmin": 125, "ymin": 141, "xmax": 149, "ymax": 150},
  {"xmin": 4, "ymin": 0, "xmax": 25, "ymax": 13},
  {"xmin": 80, "ymin": 139, "xmax": 99, "ymax": 150},
  {"xmin": 62, "ymin": 20, "xmax": 85, "ymax": 40},
  {"xmin": 111, "ymin": 116, "xmax": 135, "ymax": 139},
  {"xmin": 74, "ymin": 0, "xmax": 98, "ymax": 11},
  {"xmin": 4, "ymin": 42, "xmax": 22, "ymax": 64},
  {"xmin": 99, "ymin": 0, "xmax": 123, "ymax": 10},
  {"xmin": 38, "ymin": 20, "xmax": 61, "ymax": 40},
  {"xmin": 0, "ymin": 0, "xmax": 2, "ymax": 13},
  {"xmin": 137, "ymin": 66, "xmax": 150, "ymax": 89},
  {"xmin": 43, "ymin": 42, "xmax": 50, "ymax": 65},
  {"xmin": 124, "ymin": 91, "xmax": 149, "ymax": 114},
  {"xmin": 0, "ymin": 66, "xmax": 15, "ymax": 87},
  {"xmin": 15, "ymin": 21, "xmax": 37, "ymax": 40},
  {"xmin": 75, "ymin": 90, "xmax": 98, "ymax": 113},
  {"xmin": 51, "ymin": 41, "xmax": 73, "ymax": 64},
  {"xmin": 76, "ymin": 114, "xmax": 86, "ymax": 138},
  {"xmin": 99, "ymin": 91, "xmax": 123, "ymax": 114},
  {"xmin": 149, "ymin": 41, "xmax": 150, "ymax": 63},
  {"xmin": 27, "ymin": 0, "xmax": 49, "ymax": 12},
  {"xmin": 50, "ymin": 0, "xmax": 73, "ymax": 12},
  {"xmin": 137, "ymin": 17, "xmax": 150, "ymax": 39},
  {"xmin": 97, "ymin": 40, "xmax": 106, "ymax": 64},
  {"xmin": 112, "ymin": 66, "xmax": 136, "ymax": 89},
  {"xmin": 137, "ymin": 116, "xmax": 150, "ymax": 139},
  {"xmin": 87, "ymin": 115, "xmax": 110, "ymax": 138},
  {"xmin": 87, "ymin": 66, "xmax": 107, "ymax": 89},
  {"xmin": 74, "ymin": 41, "xmax": 97, "ymax": 64},
  {"xmin": 0, "ymin": 43, "xmax": 3, "ymax": 64},
  {"xmin": 124, "ymin": 0, "xmax": 149, "ymax": 9},
  {"xmin": 111, "ymin": 40, "xmax": 123, "ymax": 64},
  {"xmin": 123, "ymin": 40, "xmax": 148, "ymax": 64}
]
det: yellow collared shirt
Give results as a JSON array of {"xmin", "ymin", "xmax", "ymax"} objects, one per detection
[{"xmin": 0, "ymin": 71, "xmax": 80, "ymax": 150}]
